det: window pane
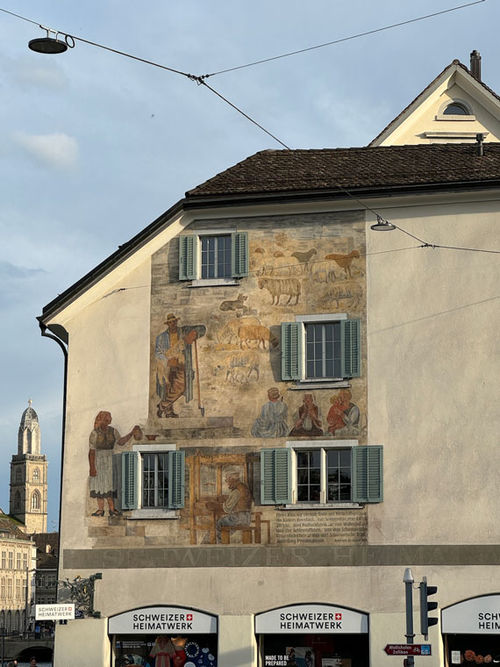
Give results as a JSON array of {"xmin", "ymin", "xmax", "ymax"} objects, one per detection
[
  {"xmin": 305, "ymin": 322, "xmax": 341, "ymax": 378},
  {"xmin": 326, "ymin": 448, "xmax": 351, "ymax": 502},
  {"xmin": 201, "ymin": 235, "xmax": 231, "ymax": 279},
  {"xmin": 142, "ymin": 453, "xmax": 169, "ymax": 508},
  {"xmin": 296, "ymin": 450, "xmax": 321, "ymax": 502}
]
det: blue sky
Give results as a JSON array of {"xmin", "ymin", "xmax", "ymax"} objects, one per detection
[{"xmin": 0, "ymin": 0, "xmax": 498, "ymax": 527}]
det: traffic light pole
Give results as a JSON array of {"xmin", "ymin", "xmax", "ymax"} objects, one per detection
[{"xmin": 404, "ymin": 568, "xmax": 415, "ymax": 667}]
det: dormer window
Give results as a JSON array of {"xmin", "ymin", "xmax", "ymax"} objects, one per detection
[{"xmin": 443, "ymin": 102, "xmax": 470, "ymax": 115}]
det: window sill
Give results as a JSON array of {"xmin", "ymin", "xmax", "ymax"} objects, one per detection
[
  {"xmin": 280, "ymin": 502, "xmax": 363, "ymax": 510},
  {"xmin": 289, "ymin": 380, "xmax": 351, "ymax": 390},
  {"xmin": 189, "ymin": 278, "xmax": 239, "ymax": 287},
  {"xmin": 127, "ymin": 509, "xmax": 179, "ymax": 520}
]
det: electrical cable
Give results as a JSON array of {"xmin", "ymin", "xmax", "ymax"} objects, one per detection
[{"xmin": 201, "ymin": 0, "xmax": 486, "ymax": 78}]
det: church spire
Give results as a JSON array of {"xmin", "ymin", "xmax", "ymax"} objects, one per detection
[{"xmin": 18, "ymin": 399, "xmax": 41, "ymax": 455}]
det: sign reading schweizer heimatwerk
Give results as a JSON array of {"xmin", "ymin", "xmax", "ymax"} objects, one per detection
[
  {"xmin": 108, "ymin": 606, "xmax": 217, "ymax": 634},
  {"xmin": 255, "ymin": 604, "xmax": 368, "ymax": 634},
  {"xmin": 442, "ymin": 595, "xmax": 500, "ymax": 634}
]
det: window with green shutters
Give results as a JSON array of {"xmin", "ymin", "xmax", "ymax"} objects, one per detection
[
  {"xmin": 119, "ymin": 449, "xmax": 185, "ymax": 511},
  {"xmin": 179, "ymin": 232, "xmax": 248, "ymax": 281},
  {"xmin": 281, "ymin": 317, "xmax": 361, "ymax": 381},
  {"xmin": 261, "ymin": 445, "xmax": 382, "ymax": 505}
]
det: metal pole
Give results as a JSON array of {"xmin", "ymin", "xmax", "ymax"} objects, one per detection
[{"xmin": 404, "ymin": 568, "xmax": 415, "ymax": 667}]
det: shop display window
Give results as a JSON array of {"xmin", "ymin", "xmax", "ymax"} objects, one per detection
[
  {"xmin": 446, "ymin": 634, "xmax": 500, "ymax": 665},
  {"xmin": 260, "ymin": 633, "xmax": 368, "ymax": 667},
  {"xmin": 114, "ymin": 633, "xmax": 217, "ymax": 667}
]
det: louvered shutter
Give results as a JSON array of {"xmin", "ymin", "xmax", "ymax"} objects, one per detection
[
  {"xmin": 281, "ymin": 322, "xmax": 302, "ymax": 381},
  {"xmin": 168, "ymin": 451, "xmax": 185, "ymax": 509},
  {"xmin": 231, "ymin": 232, "xmax": 249, "ymax": 277},
  {"xmin": 341, "ymin": 318, "xmax": 361, "ymax": 377},
  {"xmin": 352, "ymin": 445, "xmax": 383, "ymax": 503},
  {"xmin": 179, "ymin": 236, "xmax": 197, "ymax": 280},
  {"xmin": 121, "ymin": 451, "xmax": 139, "ymax": 510},
  {"xmin": 261, "ymin": 448, "xmax": 292, "ymax": 504}
]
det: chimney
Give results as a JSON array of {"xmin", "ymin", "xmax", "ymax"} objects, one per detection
[{"xmin": 470, "ymin": 50, "xmax": 481, "ymax": 81}]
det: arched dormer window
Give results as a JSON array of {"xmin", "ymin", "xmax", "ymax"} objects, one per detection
[
  {"xmin": 31, "ymin": 490, "xmax": 41, "ymax": 511},
  {"xmin": 32, "ymin": 468, "xmax": 40, "ymax": 482},
  {"xmin": 443, "ymin": 101, "xmax": 470, "ymax": 115}
]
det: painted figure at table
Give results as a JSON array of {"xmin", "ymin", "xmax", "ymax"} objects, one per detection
[
  {"xmin": 155, "ymin": 313, "xmax": 206, "ymax": 418},
  {"xmin": 251, "ymin": 387, "xmax": 289, "ymax": 437},
  {"xmin": 88, "ymin": 411, "xmax": 142, "ymax": 517},
  {"xmin": 327, "ymin": 389, "xmax": 360, "ymax": 436},
  {"xmin": 289, "ymin": 393, "xmax": 323, "ymax": 437},
  {"xmin": 206, "ymin": 469, "xmax": 253, "ymax": 543}
]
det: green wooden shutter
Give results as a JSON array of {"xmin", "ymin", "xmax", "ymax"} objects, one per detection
[
  {"xmin": 121, "ymin": 451, "xmax": 139, "ymax": 510},
  {"xmin": 352, "ymin": 446, "xmax": 383, "ymax": 503},
  {"xmin": 231, "ymin": 232, "xmax": 249, "ymax": 277},
  {"xmin": 261, "ymin": 448, "xmax": 292, "ymax": 504},
  {"xmin": 341, "ymin": 318, "xmax": 361, "ymax": 377},
  {"xmin": 179, "ymin": 236, "xmax": 197, "ymax": 280},
  {"xmin": 281, "ymin": 322, "xmax": 302, "ymax": 380},
  {"xmin": 168, "ymin": 451, "xmax": 185, "ymax": 509}
]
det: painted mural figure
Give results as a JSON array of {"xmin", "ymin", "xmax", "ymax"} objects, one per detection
[
  {"xmin": 207, "ymin": 469, "xmax": 253, "ymax": 543},
  {"xmin": 155, "ymin": 313, "xmax": 206, "ymax": 418},
  {"xmin": 327, "ymin": 389, "xmax": 360, "ymax": 436},
  {"xmin": 289, "ymin": 393, "xmax": 323, "ymax": 437},
  {"xmin": 251, "ymin": 387, "xmax": 289, "ymax": 437},
  {"xmin": 88, "ymin": 411, "xmax": 142, "ymax": 517}
]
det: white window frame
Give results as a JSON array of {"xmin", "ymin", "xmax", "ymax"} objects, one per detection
[
  {"xmin": 191, "ymin": 228, "xmax": 239, "ymax": 287},
  {"xmin": 128, "ymin": 443, "xmax": 178, "ymax": 520},
  {"xmin": 294, "ymin": 313, "xmax": 350, "ymax": 389},
  {"xmin": 285, "ymin": 440, "xmax": 361, "ymax": 509}
]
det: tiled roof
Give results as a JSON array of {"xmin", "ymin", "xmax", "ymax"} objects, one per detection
[
  {"xmin": 186, "ymin": 143, "xmax": 500, "ymax": 199},
  {"xmin": 0, "ymin": 512, "xmax": 31, "ymax": 540}
]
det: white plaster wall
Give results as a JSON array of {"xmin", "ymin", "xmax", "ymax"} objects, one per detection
[
  {"xmin": 366, "ymin": 199, "xmax": 500, "ymax": 544},
  {"xmin": 60, "ymin": 259, "xmax": 151, "ymax": 549},
  {"xmin": 56, "ymin": 564, "xmax": 500, "ymax": 667}
]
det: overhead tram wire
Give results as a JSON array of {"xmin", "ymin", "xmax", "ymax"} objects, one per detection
[
  {"xmin": 1, "ymin": 3, "xmax": 498, "ymax": 256},
  {"xmin": 200, "ymin": 0, "xmax": 486, "ymax": 78}
]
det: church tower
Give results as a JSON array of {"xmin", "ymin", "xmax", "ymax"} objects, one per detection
[{"xmin": 9, "ymin": 400, "xmax": 48, "ymax": 534}]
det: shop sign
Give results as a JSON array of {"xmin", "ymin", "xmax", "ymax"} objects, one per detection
[
  {"xmin": 442, "ymin": 595, "xmax": 500, "ymax": 634},
  {"xmin": 255, "ymin": 604, "xmax": 368, "ymax": 634},
  {"xmin": 108, "ymin": 606, "xmax": 217, "ymax": 634},
  {"xmin": 35, "ymin": 603, "xmax": 75, "ymax": 620}
]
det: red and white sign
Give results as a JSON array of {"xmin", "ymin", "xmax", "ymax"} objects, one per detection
[
  {"xmin": 108, "ymin": 606, "xmax": 217, "ymax": 634},
  {"xmin": 255, "ymin": 604, "xmax": 368, "ymax": 634}
]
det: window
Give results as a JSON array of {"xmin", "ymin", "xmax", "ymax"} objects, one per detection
[
  {"xmin": 31, "ymin": 490, "xmax": 41, "ymax": 511},
  {"xmin": 281, "ymin": 315, "xmax": 361, "ymax": 383},
  {"xmin": 7, "ymin": 578, "xmax": 12, "ymax": 599},
  {"xmin": 443, "ymin": 102, "xmax": 470, "ymax": 115},
  {"xmin": 14, "ymin": 490, "xmax": 21, "ymax": 509},
  {"xmin": 1, "ymin": 552, "xmax": 5, "ymax": 569},
  {"xmin": 16, "ymin": 553, "xmax": 21, "ymax": 570},
  {"xmin": 119, "ymin": 446, "xmax": 185, "ymax": 515},
  {"xmin": 261, "ymin": 444, "xmax": 383, "ymax": 505},
  {"xmin": 15, "ymin": 468, "xmax": 22, "ymax": 482},
  {"xmin": 179, "ymin": 231, "xmax": 248, "ymax": 283},
  {"xmin": 32, "ymin": 468, "xmax": 40, "ymax": 482},
  {"xmin": 23, "ymin": 553, "xmax": 27, "ymax": 570},
  {"xmin": 16, "ymin": 579, "xmax": 21, "ymax": 600},
  {"xmin": 0, "ymin": 578, "xmax": 4, "ymax": 599},
  {"xmin": 8, "ymin": 552, "xmax": 13, "ymax": 569}
]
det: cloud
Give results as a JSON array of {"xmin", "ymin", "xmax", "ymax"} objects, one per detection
[
  {"xmin": 0, "ymin": 260, "xmax": 45, "ymax": 280},
  {"xmin": 13, "ymin": 131, "xmax": 79, "ymax": 169}
]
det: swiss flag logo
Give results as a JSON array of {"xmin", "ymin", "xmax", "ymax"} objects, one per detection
[
  {"xmin": 187, "ymin": 614, "xmax": 193, "ymax": 621},
  {"xmin": 335, "ymin": 613, "xmax": 342, "ymax": 620}
]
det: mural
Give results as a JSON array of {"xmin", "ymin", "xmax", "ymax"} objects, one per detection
[
  {"xmin": 155, "ymin": 313, "xmax": 206, "ymax": 418},
  {"xmin": 86, "ymin": 212, "xmax": 369, "ymax": 549},
  {"xmin": 88, "ymin": 411, "xmax": 142, "ymax": 517}
]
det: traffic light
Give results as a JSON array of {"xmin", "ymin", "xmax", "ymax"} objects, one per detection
[{"xmin": 420, "ymin": 577, "xmax": 438, "ymax": 638}]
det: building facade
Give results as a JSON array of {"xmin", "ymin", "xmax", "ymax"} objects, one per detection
[
  {"xmin": 0, "ymin": 513, "xmax": 37, "ymax": 634},
  {"xmin": 40, "ymin": 54, "xmax": 500, "ymax": 667}
]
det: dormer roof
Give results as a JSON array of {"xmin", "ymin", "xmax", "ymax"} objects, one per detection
[{"xmin": 370, "ymin": 55, "xmax": 500, "ymax": 146}]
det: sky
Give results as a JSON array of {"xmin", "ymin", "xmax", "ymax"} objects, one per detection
[{"xmin": 0, "ymin": 0, "xmax": 498, "ymax": 528}]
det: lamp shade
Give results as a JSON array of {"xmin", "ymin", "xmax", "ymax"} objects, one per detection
[{"xmin": 29, "ymin": 37, "xmax": 68, "ymax": 54}]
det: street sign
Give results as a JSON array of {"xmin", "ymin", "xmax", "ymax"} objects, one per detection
[
  {"xmin": 384, "ymin": 644, "xmax": 432, "ymax": 656},
  {"xmin": 36, "ymin": 603, "xmax": 75, "ymax": 620}
]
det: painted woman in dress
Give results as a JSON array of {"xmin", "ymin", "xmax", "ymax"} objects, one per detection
[{"xmin": 88, "ymin": 411, "xmax": 142, "ymax": 516}]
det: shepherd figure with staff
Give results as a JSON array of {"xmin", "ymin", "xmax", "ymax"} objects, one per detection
[{"xmin": 155, "ymin": 313, "xmax": 206, "ymax": 418}]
